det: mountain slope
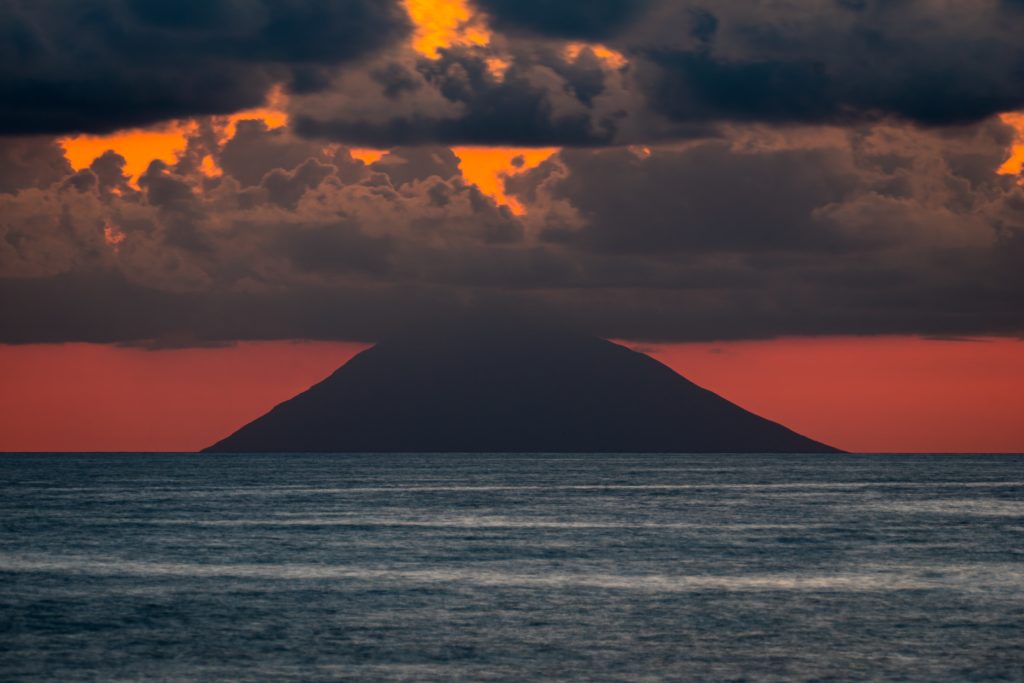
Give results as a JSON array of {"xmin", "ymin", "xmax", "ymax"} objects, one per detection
[{"xmin": 205, "ymin": 324, "xmax": 839, "ymax": 453}]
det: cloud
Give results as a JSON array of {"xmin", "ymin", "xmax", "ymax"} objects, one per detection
[
  {"xmin": 284, "ymin": 0, "xmax": 1024, "ymax": 147},
  {"xmin": 0, "ymin": 136, "xmax": 73, "ymax": 193},
  {"xmin": 8, "ymin": 1, "xmax": 1023, "ymax": 147},
  {"xmin": 628, "ymin": 1, "xmax": 1024, "ymax": 128},
  {"xmin": 3, "ymin": 0, "xmax": 1024, "ymax": 346},
  {"xmin": 291, "ymin": 43, "xmax": 637, "ymax": 146},
  {"xmin": 628, "ymin": 1, "xmax": 1024, "ymax": 127},
  {"xmin": 0, "ymin": 0, "xmax": 410, "ymax": 135},
  {"xmin": 533, "ymin": 142, "xmax": 862, "ymax": 252},
  {"xmin": 472, "ymin": 0, "xmax": 652, "ymax": 40},
  {"xmin": 499, "ymin": 119, "xmax": 1024, "ymax": 339},
  {"xmin": 0, "ymin": 121, "xmax": 532, "ymax": 340},
  {"xmin": 2, "ymin": 113, "xmax": 1023, "ymax": 344}
]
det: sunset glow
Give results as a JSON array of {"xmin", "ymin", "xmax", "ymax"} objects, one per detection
[
  {"xmin": 454, "ymin": 146, "xmax": 559, "ymax": 213},
  {"xmin": 3, "ymin": 337, "xmax": 1023, "ymax": 453},
  {"xmin": 61, "ymin": 123, "xmax": 194, "ymax": 183},
  {"xmin": 217, "ymin": 85, "xmax": 291, "ymax": 142},
  {"xmin": 644, "ymin": 337, "xmax": 1024, "ymax": 454},
  {"xmin": 404, "ymin": 0, "xmax": 490, "ymax": 58},
  {"xmin": 998, "ymin": 112, "xmax": 1024, "ymax": 179},
  {"xmin": 0, "ymin": 342, "xmax": 367, "ymax": 453},
  {"xmin": 349, "ymin": 148, "xmax": 388, "ymax": 165},
  {"xmin": 565, "ymin": 42, "xmax": 629, "ymax": 69},
  {"xmin": 59, "ymin": 87, "xmax": 291, "ymax": 184}
]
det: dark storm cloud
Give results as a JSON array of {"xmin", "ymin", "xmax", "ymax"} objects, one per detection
[
  {"xmin": 2, "ymin": 0, "xmax": 1023, "ymax": 145},
  {"xmin": 0, "ymin": 0, "xmax": 410, "ymax": 135},
  {"xmin": 622, "ymin": 0, "xmax": 1024, "ymax": 128},
  {"xmin": 293, "ymin": 46, "xmax": 619, "ymax": 147},
  {"xmin": 286, "ymin": 0, "xmax": 1024, "ymax": 147},
  {"xmin": 472, "ymin": 0, "xmax": 652, "ymax": 40}
]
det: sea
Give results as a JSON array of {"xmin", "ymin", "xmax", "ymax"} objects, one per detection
[{"xmin": 1, "ymin": 453, "xmax": 1021, "ymax": 682}]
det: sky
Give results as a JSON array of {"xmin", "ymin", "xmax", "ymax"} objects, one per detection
[{"xmin": 1, "ymin": 0, "xmax": 1023, "ymax": 452}]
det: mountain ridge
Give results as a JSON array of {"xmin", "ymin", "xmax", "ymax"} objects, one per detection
[{"xmin": 205, "ymin": 324, "xmax": 840, "ymax": 453}]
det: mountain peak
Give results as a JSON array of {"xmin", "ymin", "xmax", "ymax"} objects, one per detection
[{"xmin": 205, "ymin": 321, "xmax": 839, "ymax": 453}]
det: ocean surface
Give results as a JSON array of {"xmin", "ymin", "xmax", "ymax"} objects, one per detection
[{"xmin": 1, "ymin": 453, "xmax": 1021, "ymax": 682}]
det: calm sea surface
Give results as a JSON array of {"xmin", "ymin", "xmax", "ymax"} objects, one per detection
[{"xmin": 1, "ymin": 453, "xmax": 1021, "ymax": 682}]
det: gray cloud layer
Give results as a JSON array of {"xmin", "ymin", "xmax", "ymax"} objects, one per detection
[{"xmin": 1, "ymin": 115, "xmax": 1022, "ymax": 343}]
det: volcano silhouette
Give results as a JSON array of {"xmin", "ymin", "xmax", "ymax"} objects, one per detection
[{"xmin": 205, "ymin": 320, "xmax": 838, "ymax": 453}]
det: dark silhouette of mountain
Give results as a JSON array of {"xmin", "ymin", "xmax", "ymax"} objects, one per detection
[{"xmin": 205, "ymin": 319, "xmax": 839, "ymax": 453}]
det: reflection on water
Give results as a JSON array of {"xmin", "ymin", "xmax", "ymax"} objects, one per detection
[{"xmin": 1, "ymin": 453, "xmax": 1022, "ymax": 681}]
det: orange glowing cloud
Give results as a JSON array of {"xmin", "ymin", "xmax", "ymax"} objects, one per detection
[
  {"xmin": 350, "ymin": 148, "xmax": 387, "ymax": 165},
  {"xmin": 565, "ymin": 42, "xmax": 628, "ymax": 70},
  {"xmin": 485, "ymin": 56, "xmax": 511, "ymax": 81},
  {"xmin": 53, "ymin": 5, "xmax": 592, "ymax": 209},
  {"xmin": 343, "ymin": 145, "xmax": 560, "ymax": 212},
  {"xmin": 215, "ymin": 85, "xmax": 290, "ymax": 143},
  {"xmin": 61, "ymin": 122, "xmax": 196, "ymax": 184},
  {"xmin": 60, "ymin": 126, "xmax": 558, "ymax": 212},
  {"xmin": 199, "ymin": 154, "xmax": 223, "ymax": 178},
  {"xmin": 102, "ymin": 222, "xmax": 126, "ymax": 254},
  {"xmin": 998, "ymin": 112, "xmax": 1024, "ymax": 181},
  {"xmin": 454, "ymin": 147, "xmax": 559, "ymax": 213},
  {"xmin": 404, "ymin": 0, "xmax": 490, "ymax": 58},
  {"xmin": 59, "ymin": 87, "xmax": 291, "ymax": 184}
]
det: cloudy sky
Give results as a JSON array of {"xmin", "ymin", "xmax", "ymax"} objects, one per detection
[{"xmin": 1, "ymin": 0, "xmax": 1023, "ymax": 451}]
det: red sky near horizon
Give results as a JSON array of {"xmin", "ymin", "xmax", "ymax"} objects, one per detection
[{"xmin": 2, "ymin": 336, "xmax": 1022, "ymax": 453}]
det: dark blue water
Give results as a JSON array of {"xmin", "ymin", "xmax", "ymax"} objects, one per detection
[{"xmin": 1, "ymin": 453, "xmax": 1021, "ymax": 681}]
